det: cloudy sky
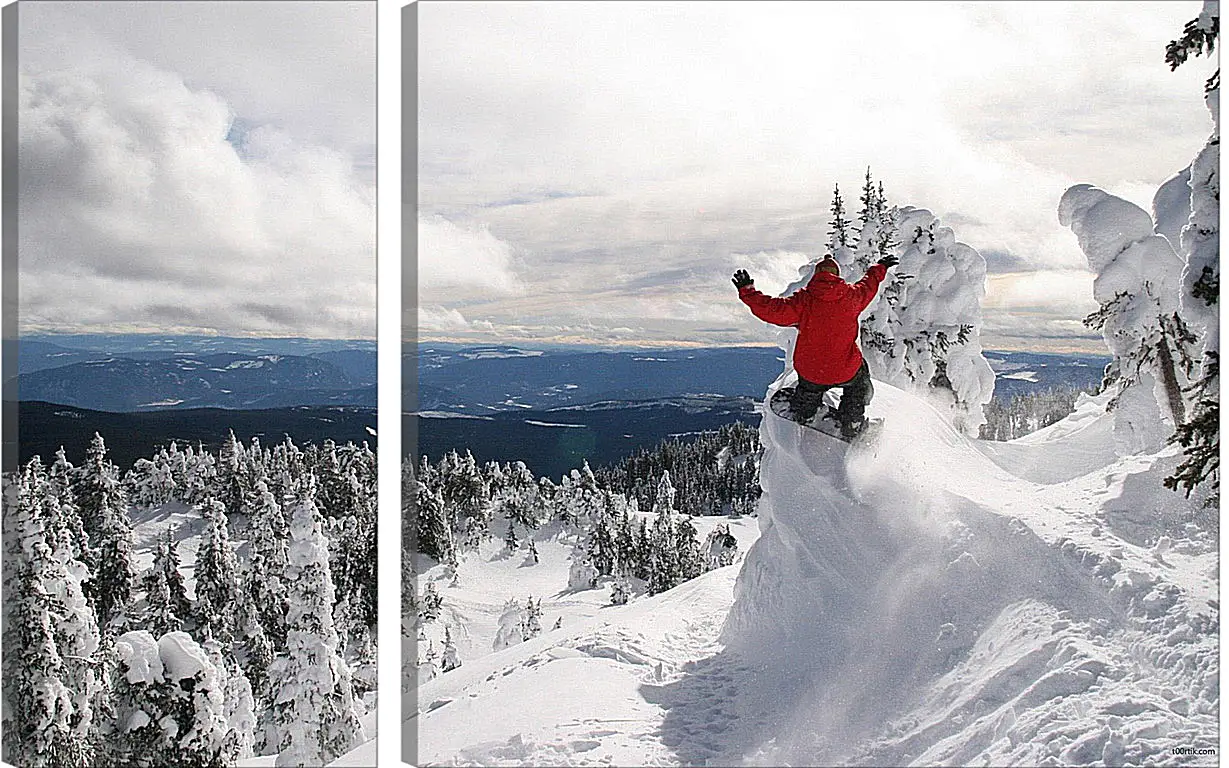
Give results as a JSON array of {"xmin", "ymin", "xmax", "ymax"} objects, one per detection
[
  {"xmin": 415, "ymin": 1, "xmax": 1215, "ymax": 353},
  {"xmin": 18, "ymin": 1, "xmax": 375, "ymax": 340}
]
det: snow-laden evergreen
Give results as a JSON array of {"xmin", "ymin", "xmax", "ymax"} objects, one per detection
[
  {"xmin": 2, "ymin": 460, "xmax": 95, "ymax": 768},
  {"xmin": 74, "ymin": 434, "xmax": 138, "ymax": 632},
  {"xmin": 1059, "ymin": 2, "xmax": 1218, "ymax": 500},
  {"xmin": 1058, "ymin": 184, "xmax": 1195, "ymax": 454},
  {"xmin": 784, "ymin": 173, "xmax": 996, "ymax": 435},
  {"xmin": 194, "ymin": 498, "xmax": 240, "ymax": 643},
  {"xmin": 266, "ymin": 482, "xmax": 366, "ymax": 767},
  {"xmin": 4, "ymin": 434, "xmax": 377, "ymax": 767},
  {"xmin": 1165, "ymin": 0, "xmax": 1220, "ymax": 504},
  {"xmin": 110, "ymin": 630, "xmax": 230, "ymax": 767}
]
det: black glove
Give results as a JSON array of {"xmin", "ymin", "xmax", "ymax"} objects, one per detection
[
  {"xmin": 877, "ymin": 255, "xmax": 900, "ymax": 268},
  {"xmin": 732, "ymin": 269, "xmax": 753, "ymax": 289}
]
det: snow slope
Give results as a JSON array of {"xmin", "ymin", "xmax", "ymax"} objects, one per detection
[{"xmin": 410, "ymin": 378, "xmax": 1218, "ymax": 767}]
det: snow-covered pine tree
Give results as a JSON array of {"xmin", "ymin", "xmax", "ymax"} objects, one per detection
[
  {"xmin": 141, "ymin": 543, "xmax": 182, "ymax": 636},
  {"xmin": 234, "ymin": 571, "xmax": 275, "ymax": 711},
  {"xmin": 44, "ymin": 499, "xmax": 104, "ymax": 757},
  {"xmin": 343, "ymin": 442, "xmax": 377, "ymax": 631},
  {"xmin": 503, "ymin": 519, "xmax": 520, "ymax": 553},
  {"xmin": 2, "ymin": 460, "xmax": 91, "ymax": 768},
  {"xmin": 109, "ymin": 630, "xmax": 229, "ymax": 768},
  {"xmin": 417, "ymin": 640, "xmax": 439, "ymax": 685},
  {"xmin": 535, "ymin": 475, "xmax": 560, "ymax": 521},
  {"xmin": 828, "ymin": 183, "xmax": 852, "ymax": 252},
  {"xmin": 567, "ymin": 541, "xmax": 600, "ymax": 590},
  {"xmin": 322, "ymin": 451, "xmax": 377, "ymax": 649},
  {"xmin": 647, "ymin": 480, "xmax": 679, "ymax": 595},
  {"xmin": 193, "ymin": 498, "xmax": 239, "ymax": 643},
  {"xmin": 811, "ymin": 172, "xmax": 997, "ymax": 435},
  {"xmin": 73, "ymin": 434, "xmax": 137, "ymax": 632},
  {"xmin": 181, "ymin": 445, "xmax": 216, "ymax": 507},
  {"xmin": 492, "ymin": 599, "xmax": 526, "ymax": 651},
  {"xmin": 440, "ymin": 450, "xmax": 489, "ymax": 551},
  {"xmin": 560, "ymin": 460, "xmax": 606, "ymax": 529},
  {"xmin": 586, "ymin": 515, "xmax": 617, "ymax": 576},
  {"xmin": 877, "ymin": 208, "xmax": 996, "ymax": 435},
  {"xmin": 266, "ymin": 480, "xmax": 366, "ymax": 767},
  {"xmin": 651, "ymin": 470, "xmax": 676, "ymax": 517},
  {"xmin": 245, "ymin": 481, "xmax": 290, "ymax": 645},
  {"xmin": 418, "ymin": 582, "xmax": 443, "ymax": 623},
  {"xmin": 610, "ymin": 576, "xmax": 631, "ymax": 605},
  {"xmin": 703, "ymin": 523, "xmax": 739, "ymax": 569},
  {"xmin": 1059, "ymin": 184, "xmax": 1198, "ymax": 454},
  {"xmin": 204, "ymin": 640, "xmax": 257, "ymax": 764},
  {"xmin": 312, "ymin": 439, "xmax": 348, "ymax": 519},
  {"xmin": 214, "ymin": 430, "xmax": 252, "ymax": 521},
  {"xmin": 1164, "ymin": 0, "xmax": 1220, "ymax": 504},
  {"xmin": 345, "ymin": 619, "xmax": 378, "ymax": 701},
  {"xmin": 415, "ymin": 480, "xmax": 455, "ymax": 565},
  {"xmin": 525, "ymin": 596, "xmax": 543, "ymax": 639},
  {"xmin": 675, "ymin": 515, "xmax": 703, "ymax": 582},
  {"xmin": 853, "ymin": 167, "xmax": 884, "ymax": 275},
  {"xmin": 441, "ymin": 626, "xmax": 461, "ymax": 673},
  {"xmin": 496, "ymin": 460, "xmax": 540, "ymax": 529},
  {"xmin": 126, "ymin": 455, "xmax": 177, "ymax": 510},
  {"xmin": 47, "ymin": 447, "xmax": 91, "ymax": 566},
  {"xmin": 159, "ymin": 527, "xmax": 193, "ymax": 629}
]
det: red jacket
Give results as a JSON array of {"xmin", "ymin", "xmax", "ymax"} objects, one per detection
[{"xmin": 738, "ymin": 264, "xmax": 887, "ymax": 385}]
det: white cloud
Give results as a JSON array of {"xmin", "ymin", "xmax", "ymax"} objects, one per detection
[
  {"xmin": 417, "ymin": 1, "xmax": 1213, "ymax": 350},
  {"xmin": 980, "ymin": 270, "xmax": 1104, "ymax": 353},
  {"xmin": 983, "ymin": 271, "xmax": 1100, "ymax": 314},
  {"xmin": 737, "ymin": 251, "xmax": 813, "ymax": 296},
  {"xmin": 417, "ymin": 305, "xmax": 471, "ymax": 332},
  {"xmin": 17, "ymin": 7, "xmax": 375, "ymax": 340},
  {"xmin": 20, "ymin": 2, "xmax": 374, "ymax": 158},
  {"xmin": 417, "ymin": 214, "xmax": 523, "ymax": 299}
]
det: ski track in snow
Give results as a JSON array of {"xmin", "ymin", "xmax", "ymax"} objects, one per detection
[{"xmin": 411, "ymin": 382, "xmax": 1218, "ymax": 767}]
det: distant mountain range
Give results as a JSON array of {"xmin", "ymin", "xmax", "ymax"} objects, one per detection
[
  {"xmin": 10, "ymin": 335, "xmax": 377, "ymax": 469},
  {"xmin": 983, "ymin": 350, "xmax": 1108, "ymax": 399},
  {"xmin": 413, "ymin": 344, "xmax": 785, "ymax": 412},
  {"xmin": 13, "ymin": 336, "xmax": 376, "ymax": 411},
  {"xmin": 10, "ymin": 335, "xmax": 1110, "ymax": 474},
  {"xmin": 408, "ymin": 342, "xmax": 1111, "ymax": 476},
  {"xmin": 412, "ymin": 342, "xmax": 1109, "ymax": 414}
]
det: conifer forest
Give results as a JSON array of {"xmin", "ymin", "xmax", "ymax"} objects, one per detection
[{"xmin": 2, "ymin": 432, "xmax": 376, "ymax": 768}]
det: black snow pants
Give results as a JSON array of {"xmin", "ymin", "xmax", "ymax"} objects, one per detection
[{"xmin": 790, "ymin": 361, "xmax": 873, "ymax": 428}]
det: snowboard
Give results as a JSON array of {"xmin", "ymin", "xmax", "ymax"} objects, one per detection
[{"xmin": 769, "ymin": 386, "xmax": 883, "ymax": 444}]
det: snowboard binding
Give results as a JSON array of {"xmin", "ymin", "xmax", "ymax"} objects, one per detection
[{"xmin": 768, "ymin": 386, "xmax": 882, "ymax": 444}]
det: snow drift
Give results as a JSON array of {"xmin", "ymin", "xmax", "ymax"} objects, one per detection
[{"xmin": 721, "ymin": 380, "xmax": 1218, "ymax": 766}]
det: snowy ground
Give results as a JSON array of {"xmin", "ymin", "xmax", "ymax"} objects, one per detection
[{"xmin": 407, "ymin": 381, "xmax": 1218, "ymax": 767}]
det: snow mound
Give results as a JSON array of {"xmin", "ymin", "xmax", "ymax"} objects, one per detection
[{"xmin": 720, "ymin": 379, "xmax": 1217, "ymax": 766}]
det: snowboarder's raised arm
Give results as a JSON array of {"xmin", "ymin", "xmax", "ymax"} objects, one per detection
[
  {"xmin": 848, "ymin": 258, "xmax": 894, "ymax": 311},
  {"xmin": 733, "ymin": 270, "xmax": 805, "ymax": 327}
]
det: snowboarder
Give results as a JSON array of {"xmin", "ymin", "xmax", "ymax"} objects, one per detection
[{"xmin": 733, "ymin": 253, "xmax": 898, "ymax": 438}]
